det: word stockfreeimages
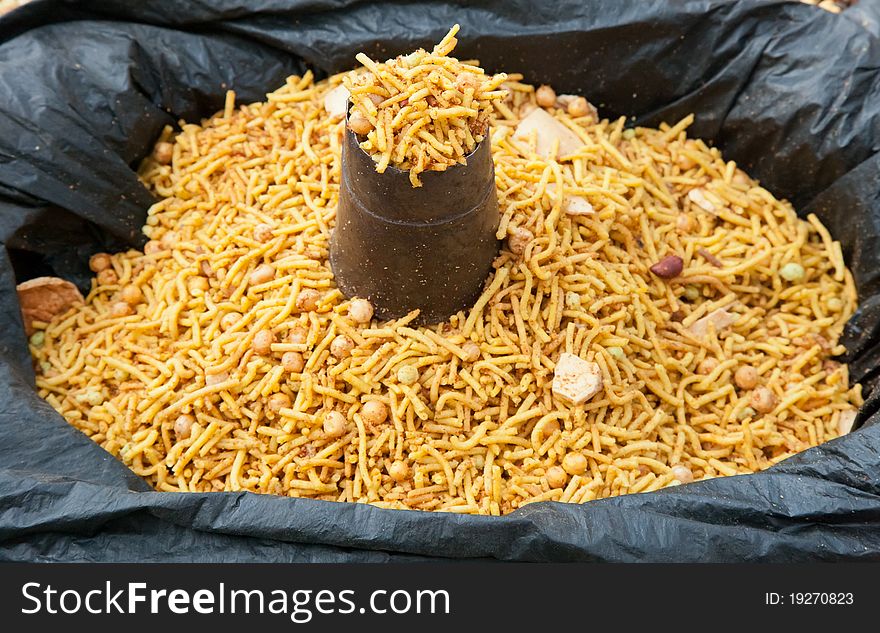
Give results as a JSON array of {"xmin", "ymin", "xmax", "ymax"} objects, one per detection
[{"xmin": 20, "ymin": 582, "xmax": 450, "ymax": 622}]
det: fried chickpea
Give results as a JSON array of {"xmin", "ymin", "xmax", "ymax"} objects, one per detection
[
  {"xmin": 220, "ymin": 312, "xmax": 241, "ymax": 331},
  {"xmin": 546, "ymin": 465, "xmax": 568, "ymax": 488},
  {"xmin": 508, "ymin": 226, "xmax": 534, "ymax": 257},
  {"xmin": 535, "ymin": 84, "xmax": 556, "ymax": 108},
  {"xmin": 330, "ymin": 334, "xmax": 354, "ymax": 359},
  {"xmin": 732, "ymin": 168, "xmax": 750, "ymax": 188},
  {"xmin": 566, "ymin": 96, "xmax": 590, "ymax": 118},
  {"xmin": 282, "ymin": 351, "xmax": 305, "ymax": 373},
  {"xmin": 97, "ymin": 269, "xmax": 118, "ymax": 286},
  {"xmin": 323, "ymin": 411, "xmax": 347, "ymax": 438},
  {"xmin": 676, "ymin": 153, "xmax": 697, "ymax": 170},
  {"xmin": 734, "ymin": 366, "xmax": 758, "ymax": 390},
  {"xmin": 111, "ymin": 301, "xmax": 132, "ymax": 317},
  {"xmin": 348, "ymin": 112, "xmax": 372, "ymax": 136},
  {"xmin": 288, "ymin": 326, "xmax": 308, "ymax": 345},
  {"xmin": 120, "ymin": 285, "xmax": 142, "ymax": 305},
  {"xmin": 462, "ymin": 341, "xmax": 481, "ymax": 362},
  {"xmin": 676, "ymin": 213, "xmax": 696, "ymax": 233},
  {"xmin": 249, "ymin": 263, "xmax": 275, "ymax": 286},
  {"xmin": 697, "ymin": 357, "xmax": 719, "ymax": 375},
  {"xmin": 561, "ymin": 452, "xmax": 588, "ymax": 476},
  {"xmin": 187, "ymin": 276, "xmax": 209, "ymax": 293},
  {"xmin": 361, "ymin": 400, "xmax": 388, "ymax": 427},
  {"xmin": 540, "ymin": 418, "xmax": 561, "ymax": 438},
  {"xmin": 153, "ymin": 141, "xmax": 174, "ymax": 165},
  {"xmin": 253, "ymin": 223, "xmax": 274, "ymax": 242},
  {"xmin": 751, "ymin": 386, "xmax": 777, "ymax": 414},
  {"xmin": 296, "ymin": 288, "xmax": 321, "ymax": 312},
  {"xmin": 252, "ymin": 329, "xmax": 274, "ymax": 355},
  {"xmin": 388, "ymin": 460, "xmax": 410, "ymax": 482},
  {"xmin": 671, "ymin": 464, "xmax": 694, "ymax": 484},
  {"xmin": 267, "ymin": 392, "xmax": 291, "ymax": 414},
  {"xmin": 174, "ymin": 414, "xmax": 195, "ymax": 440},
  {"xmin": 349, "ymin": 298, "xmax": 374, "ymax": 324},
  {"xmin": 143, "ymin": 240, "xmax": 163, "ymax": 255},
  {"xmin": 88, "ymin": 253, "xmax": 112, "ymax": 273}
]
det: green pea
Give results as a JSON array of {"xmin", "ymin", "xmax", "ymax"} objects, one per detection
[
  {"xmin": 683, "ymin": 285, "xmax": 700, "ymax": 301},
  {"xmin": 397, "ymin": 365, "xmax": 419, "ymax": 385},
  {"xmin": 737, "ymin": 406, "xmax": 756, "ymax": 419},
  {"xmin": 606, "ymin": 346, "xmax": 625, "ymax": 359},
  {"xmin": 779, "ymin": 262, "xmax": 805, "ymax": 282}
]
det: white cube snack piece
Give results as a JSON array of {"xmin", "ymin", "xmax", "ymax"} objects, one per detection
[
  {"xmin": 555, "ymin": 94, "xmax": 578, "ymax": 107},
  {"xmin": 323, "ymin": 84, "xmax": 351, "ymax": 120},
  {"xmin": 564, "ymin": 194, "xmax": 594, "ymax": 215},
  {"xmin": 838, "ymin": 409, "xmax": 858, "ymax": 435},
  {"xmin": 547, "ymin": 183, "xmax": 595, "ymax": 216},
  {"xmin": 687, "ymin": 187, "xmax": 717, "ymax": 214},
  {"xmin": 491, "ymin": 125, "xmax": 509, "ymax": 145},
  {"xmin": 687, "ymin": 307, "xmax": 738, "ymax": 340},
  {"xmin": 552, "ymin": 352, "xmax": 603, "ymax": 405},
  {"xmin": 514, "ymin": 107, "xmax": 584, "ymax": 159}
]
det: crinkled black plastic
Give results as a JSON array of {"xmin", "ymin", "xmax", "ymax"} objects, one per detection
[{"xmin": 1, "ymin": 0, "xmax": 878, "ymax": 562}]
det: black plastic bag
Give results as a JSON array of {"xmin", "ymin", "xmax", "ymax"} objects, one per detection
[{"xmin": 1, "ymin": 0, "xmax": 879, "ymax": 562}]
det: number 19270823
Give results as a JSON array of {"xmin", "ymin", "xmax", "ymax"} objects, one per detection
[{"xmin": 765, "ymin": 593, "xmax": 854, "ymax": 605}]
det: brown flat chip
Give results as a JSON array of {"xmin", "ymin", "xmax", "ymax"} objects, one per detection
[
  {"xmin": 686, "ymin": 307, "xmax": 738, "ymax": 340},
  {"xmin": 17, "ymin": 277, "xmax": 84, "ymax": 335}
]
